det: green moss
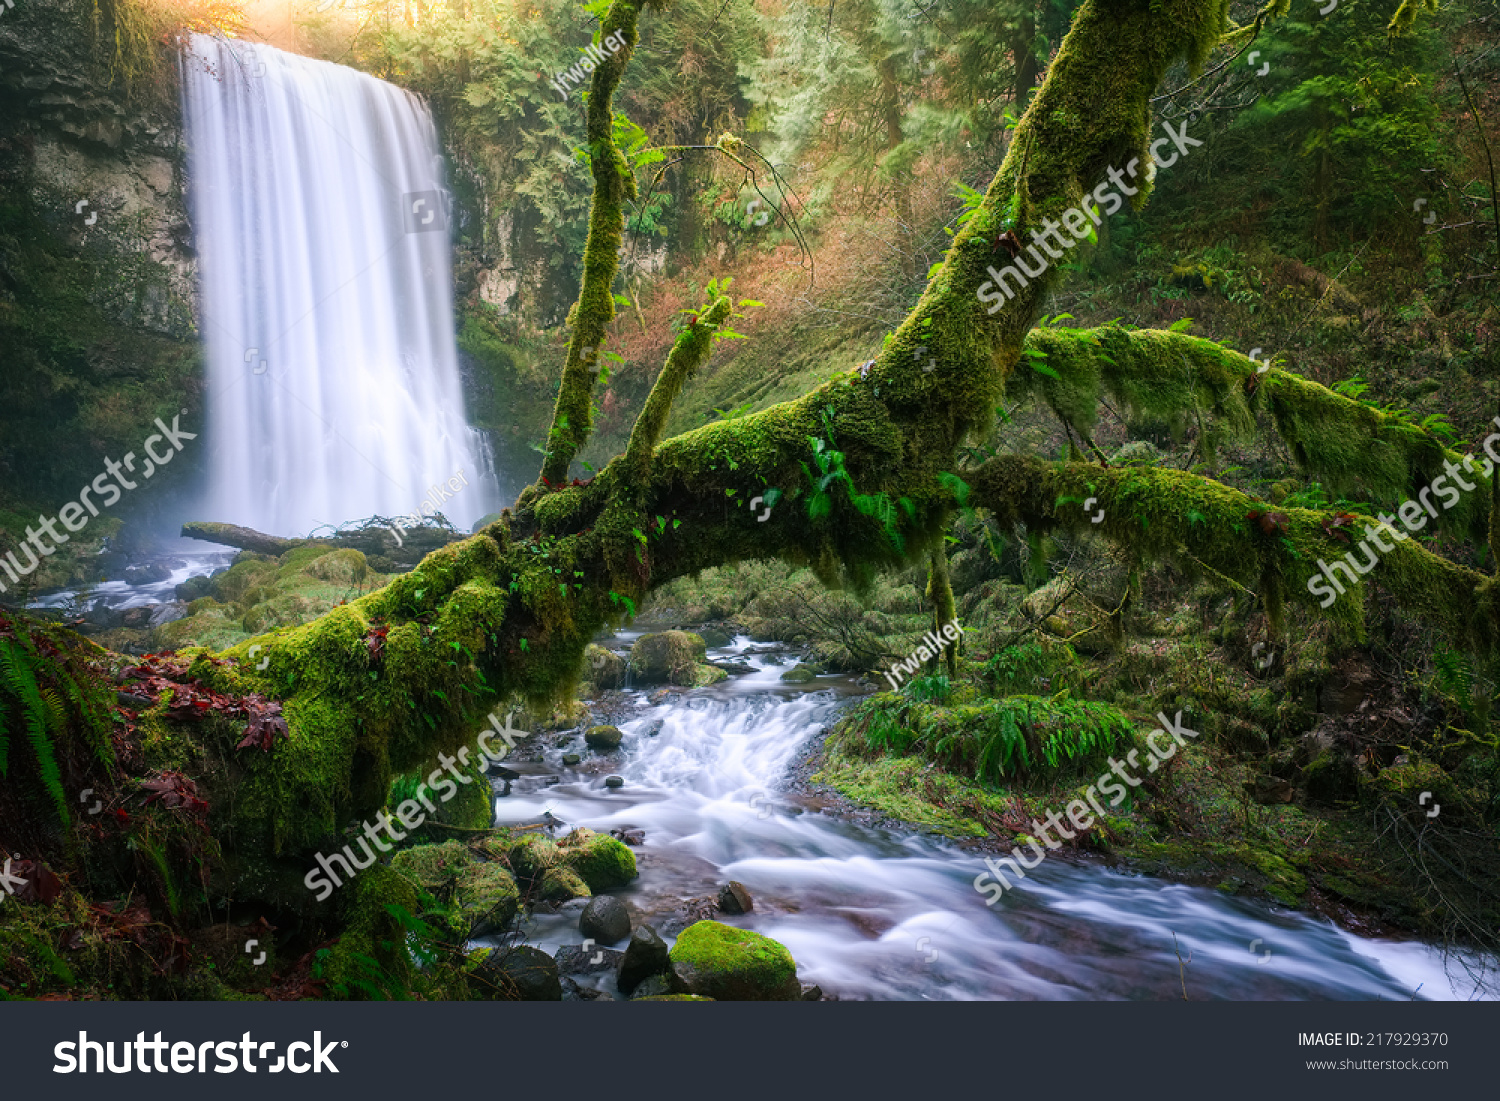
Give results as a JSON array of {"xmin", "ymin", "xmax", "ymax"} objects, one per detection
[
  {"xmin": 629, "ymin": 630, "xmax": 709, "ymax": 683},
  {"xmin": 321, "ymin": 863, "xmax": 421, "ymax": 999},
  {"xmin": 1006, "ymin": 326, "xmax": 1489, "ymax": 544},
  {"xmin": 1242, "ymin": 847, "xmax": 1308, "ymax": 905},
  {"xmin": 813, "ymin": 751, "xmax": 997, "ymax": 839},
  {"xmin": 668, "ymin": 920, "xmax": 799, "ymax": 1000},
  {"xmin": 536, "ymin": 866, "xmax": 592, "ymax": 902},
  {"xmin": 559, "ymin": 827, "xmax": 637, "ymax": 891}
]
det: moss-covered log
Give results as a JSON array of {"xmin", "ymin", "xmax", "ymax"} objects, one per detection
[
  {"xmin": 1012, "ymin": 325, "xmax": 1494, "ymax": 542},
  {"xmin": 181, "ymin": 522, "xmax": 312, "ymax": 557},
  {"xmin": 965, "ymin": 454, "xmax": 1500, "ymax": 652}
]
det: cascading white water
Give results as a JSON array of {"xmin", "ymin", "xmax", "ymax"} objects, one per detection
[
  {"xmin": 181, "ymin": 35, "xmax": 494, "ymax": 536},
  {"xmin": 500, "ymin": 641, "xmax": 1494, "ymax": 1001}
]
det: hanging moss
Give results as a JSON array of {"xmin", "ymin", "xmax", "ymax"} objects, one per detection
[
  {"xmin": 1005, "ymin": 325, "xmax": 1491, "ymax": 543},
  {"xmin": 968, "ymin": 454, "xmax": 1500, "ymax": 654}
]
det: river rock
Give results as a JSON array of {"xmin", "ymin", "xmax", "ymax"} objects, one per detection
[
  {"xmin": 478, "ymin": 945, "xmax": 561, "ymax": 1001},
  {"xmin": 585, "ymin": 724, "xmax": 623, "ymax": 751},
  {"xmin": 716, "ymin": 880, "xmax": 753, "ymax": 915},
  {"xmin": 555, "ymin": 944, "xmax": 625, "ymax": 976},
  {"xmin": 610, "ymin": 826, "xmax": 645, "ymax": 846},
  {"xmin": 84, "ymin": 600, "xmax": 123, "ymax": 629},
  {"xmin": 779, "ymin": 663, "xmax": 819, "ymax": 683},
  {"xmin": 537, "ymin": 867, "xmax": 592, "ymax": 903},
  {"xmin": 629, "ymin": 973, "xmax": 676, "ymax": 999},
  {"xmin": 604, "ymin": 775, "xmax": 624, "ymax": 789},
  {"xmin": 629, "ymin": 631, "xmax": 708, "ymax": 684},
  {"xmin": 148, "ymin": 601, "xmax": 187, "ymax": 627},
  {"xmin": 558, "ymin": 827, "xmax": 638, "ymax": 891},
  {"xmin": 617, "ymin": 923, "xmax": 670, "ymax": 994},
  {"xmin": 119, "ymin": 605, "xmax": 155, "ymax": 629},
  {"xmin": 668, "ymin": 920, "xmax": 799, "ymax": 1000},
  {"xmin": 698, "ymin": 626, "xmax": 733, "ymax": 648},
  {"xmin": 800, "ymin": 983, "xmax": 823, "ymax": 1001},
  {"xmin": 124, "ymin": 561, "xmax": 173, "ymax": 585},
  {"xmin": 584, "ymin": 644, "xmax": 627, "ymax": 689},
  {"xmin": 562, "ymin": 753, "xmax": 581, "ymax": 766},
  {"xmin": 580, "ymin": 895, "xmax": 631, "ymax": 944}
]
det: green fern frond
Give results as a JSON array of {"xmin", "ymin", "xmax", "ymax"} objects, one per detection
[{"xmin": 0, "ymin": 638, "xmax": 70, "ymax": 827}]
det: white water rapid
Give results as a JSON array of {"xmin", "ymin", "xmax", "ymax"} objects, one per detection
[
  {"xmin": 500, "ymin": 640, "xmax": 1495, "ymax": 1001},
  {"xmin": 181, "ymin": 35, "xmax": 494, "ymax": 536}
]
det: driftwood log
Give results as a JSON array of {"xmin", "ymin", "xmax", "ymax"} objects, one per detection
[{"xmin": 181, "ymin": 518, "xmax": 470, "ymax": 571}]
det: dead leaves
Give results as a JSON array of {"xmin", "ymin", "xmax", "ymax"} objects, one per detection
[
  {"xmin": 140, "ymin": 771, "xmax": 208, "ymax": 816},
  {"xmin": 235, "ymin": 695, "xmax": 289, "ymax": 752},
  {"xmin": 1321, "ymin": 511, "xmax": 1360, "ymax": 544},
  {"xmin": 119, "ymin": 658, "xmax": 289, "ymax": 754},
  {"xmin": 10, "ymin": 858, "xmax": 63, "ymax": 904},
  {"xmin": 1245, "ymin": 508, "xmax": 1290, "ymax": 535},
  {"xmin": 365, "ymin": 624, "xmax": 390, "ymax": 663}
]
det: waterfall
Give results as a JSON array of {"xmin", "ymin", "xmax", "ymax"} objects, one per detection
[{"xmin": 181, "ymin": 35, "xmax": 495, "ymax": 537}]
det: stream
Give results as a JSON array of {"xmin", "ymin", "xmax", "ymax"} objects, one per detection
[{"xmin": 501, "ymin": 637, "xmax": 1492, "ymax": 1001}]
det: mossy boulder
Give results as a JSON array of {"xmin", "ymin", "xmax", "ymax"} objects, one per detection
[
  {"xmin": 389, "ymin": 840, "xmax": 472, "ymax": 889},
  {"xmin": 583, "ymin": 644, "xmax": 627, "ymax": 689},
  {"xmin": 585, "ymin": 724, "xmax": 624, "ymax": 751},
  {"xmin": 1302, "ymin": 749, "xmax": 1359, "ymax": 803},
  {"xmin": 630, "ymin": 631, "xmax": 708, "ymax": 684},
  {"xmin": 505, "ymin": 833, "xmax": 562, "ymax": 880},
  {"xmin": 691, "ymin": 663, "xmax": 728, "ymax": 686},
  {"xmin": 779, "ymin": 663, "xmax": 818, "ymax": 683},
  {"xmin": 389, "ymin": 842, "xmax": 519, "ymax": 938},
  {"xmin": 1364, "ymin": 756, "xmax": 1455, "ymax": 809},
  {"xmin": 537, "ymin": 866, "xmax": 592, "ymax": 903},
  {"xmin": 176, "ymin": 575, "xmax": 214, "ymax": 603},
  {"xmin": 668, "ymin": 920, "xmax": 799, "ymax": 1001},
  {"xmin": 452, "ymin": 862, "xmax": 521, "ymax": 937},
  {"xmin": 432, "ymin": 755, "xmax": 495, "ymax": 829},
  {"xmin": 474, "ymin": 944, "xmax": 562, "ymax": 1001},
  {"xmin": 559, "ymin": 827, "xmax": 637, "ymax": 892},
  {"xmin": 301, "ymin": 548, "xmax": 370, "ymax": 585},
  {"xmin": 211, "ymin": 556, "xmax": 278, "ymax": 604}
]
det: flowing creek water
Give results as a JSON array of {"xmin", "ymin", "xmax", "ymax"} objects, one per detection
[{"xmin": 502, "ymin": 637, "xmax": 1492, "ymax": 1001}]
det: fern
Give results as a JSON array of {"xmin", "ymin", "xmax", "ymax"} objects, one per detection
[{"xmin": 0, "ymin": 637, "xmax": 70, "ymax": 828}]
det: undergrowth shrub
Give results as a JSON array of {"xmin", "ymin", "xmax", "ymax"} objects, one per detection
[{"xmin": 839, "ymin": 691, "xmax": 1139, "ymax": 784}]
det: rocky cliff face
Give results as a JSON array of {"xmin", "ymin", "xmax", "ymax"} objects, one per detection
[
  {"xmin": 0, "ymin": 0, "xmax": 196, "ymax": 333},
  {"xmin": 0, "ymin": 0, "xmax": 202, "ymax": 531}
]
